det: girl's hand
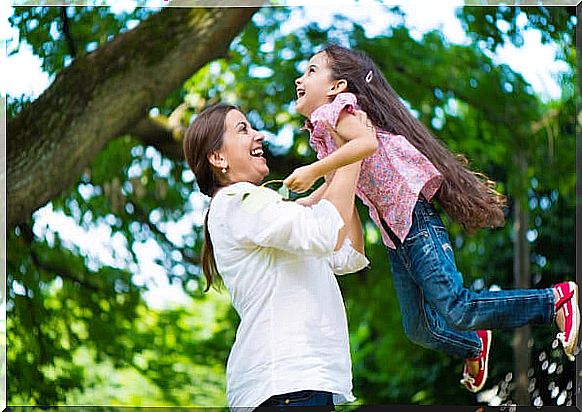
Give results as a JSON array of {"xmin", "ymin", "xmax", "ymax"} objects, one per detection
[{"xmin": 283, "ymin": 165, "xmax": 321, "ymax": 193}]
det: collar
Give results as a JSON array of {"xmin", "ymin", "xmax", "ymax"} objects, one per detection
[{"xmin": 302, "ymin": 118, "xmax": 314, "ymax": 133}]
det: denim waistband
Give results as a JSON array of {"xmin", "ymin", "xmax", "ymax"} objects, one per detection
[
  {"xmin": 409, "ymin": 196, "xmax": 441, "ymax": 233},
  {"xmin": 383, "ymin": 196, "xmax": 439, "ymax": 248}
]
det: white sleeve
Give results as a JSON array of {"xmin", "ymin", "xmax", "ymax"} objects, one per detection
[
  {"xmin": 223, "ymin": 183, "xmax": 344, "ymax": 257},
  {"xmin": 328, "ymin": 238, "xmax": 370, "ymax": 275}
]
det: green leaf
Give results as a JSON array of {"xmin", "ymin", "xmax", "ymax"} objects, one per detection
[{"xmin": 277, "ymin": 184, "xmax": 290, "ymax": 200}]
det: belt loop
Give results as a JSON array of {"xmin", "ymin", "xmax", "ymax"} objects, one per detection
[
  {"xmin": 381, "ymin": 218, "xmax": 402, "ymax": 248},
  {"xmin": 415, "ymin": 196, "xmax": 429, "ymax": 220}
]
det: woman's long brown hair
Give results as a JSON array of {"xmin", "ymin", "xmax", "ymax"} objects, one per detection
[
  {"xmin": 183, "ymin": 104, "xmax": 237, "ymax": 291},
  {"xmin": 324, "ymin": 44, "xmax": 506, "ymax": 231}
]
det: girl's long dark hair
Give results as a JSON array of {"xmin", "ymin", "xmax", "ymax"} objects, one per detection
[
  {"xmin": 324, "ymin": 44, "xmax": 506, "ymax": 231},
  {"xmin": 183, "ymin": 103, "xmax": 237, "ymax": 291}
]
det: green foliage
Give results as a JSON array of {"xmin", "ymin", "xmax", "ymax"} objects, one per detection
[
  {"xmin": 6, "ymin": 4, "xmax": 575, "ymax": 407},
  {"xmin": 63, "ymin": 293, "xmax": 234, "ymax": 406},
  {"xmin": 457, "ymin": 6, "xmax": 575, "ymax": 57},
  {"xmin": 9, "ymin": 6, "xmax": 157, "ymax": 75},
  {"xmin": 8, "ymin": 227, "xmax": 145, "ymax": 403}
]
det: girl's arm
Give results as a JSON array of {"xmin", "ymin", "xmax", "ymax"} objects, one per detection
[
  {"xmin": 294, "ymin": 170, "xmax": 335, "ymax": 206},
  {"xmin": 283, "ymin": 110, "xmax": 377, "ymax": 193}
]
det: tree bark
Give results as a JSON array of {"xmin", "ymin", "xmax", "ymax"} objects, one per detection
[
  {"xmin": 7, "ymin": 6, "xmax": 259, "ymax": 228},
  {"xmin": 512, "ymin": 151, "xmax": 531, "ymax": 405}
]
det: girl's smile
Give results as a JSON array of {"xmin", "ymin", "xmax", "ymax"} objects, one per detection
[{"xmin": 295, "ymin": 52, "xmax": 339, "ymax": 117}]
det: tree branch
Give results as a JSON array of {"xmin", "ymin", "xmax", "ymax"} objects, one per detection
[
  {"xmin": 131, "ymin": 202, "xmax": 200, "ymax": 266},
  {"xmin": 129, "ymin": 112, "xmax": 185, "ymax": 161},
  {"xmin": 8, "ymin": 6, "xmax": 260, "ymax": 229},
  {"xmin": 60, "ymin": 7, "xmax": 77, "ymax": 58},
  {"xmin": 20, "ymin": 223, "xmax": 104, "ymax": 293}
]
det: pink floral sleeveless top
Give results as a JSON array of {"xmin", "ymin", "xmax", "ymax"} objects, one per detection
[{"xmin": 305, "ymin": 92, "xmax": 443, "ymax": 249}]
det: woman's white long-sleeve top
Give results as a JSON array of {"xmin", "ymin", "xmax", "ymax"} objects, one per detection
[{"xmin": 207, "ymin": 182, "xmax": 369, "ymax": 409}]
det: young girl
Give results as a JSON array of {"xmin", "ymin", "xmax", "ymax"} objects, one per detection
[{"xmin": 283, "ymin": 44, "xmax": 579, "ymax": 393}]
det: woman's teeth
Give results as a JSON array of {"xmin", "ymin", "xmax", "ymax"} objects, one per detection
[{"xmin": 251, "ymin": 148, "xmax": 264, "ymax": 157}]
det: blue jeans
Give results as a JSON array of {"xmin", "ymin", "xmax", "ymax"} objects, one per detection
[
  {"xmin": 385, "ymin": 197, "xmax": 555, "ymax": 359},
  {"xmin": 257, "ymin": 390, "xmax": 334, "ymax": 409}
]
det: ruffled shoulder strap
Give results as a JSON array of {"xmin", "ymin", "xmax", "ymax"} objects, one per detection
[{"xmin": 310, "ymin": 92, "xmax": 358, "ymax": 131}]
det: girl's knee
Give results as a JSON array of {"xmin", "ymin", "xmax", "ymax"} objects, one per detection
[
  {"xmin": 442, "ymin": 307, "xmax": 473, "ymax": 331},
  {"xmin": 403, "ymin": 317, "xmax": 440, "ymax": 347},
  {"xmin": 438, "ymin": 290, "xmax": 477, "ymax": 330},
  {"xmin": 404, "ymin": 325, "xmax": 430, "ymax": 347}
]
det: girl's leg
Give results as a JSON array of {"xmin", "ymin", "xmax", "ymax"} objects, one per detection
[
  {"xmin": 391, "ymin": 246, "xmax": 493, "ymax": 392},
  {"xmin": 403, "ymin": 198, "xmax": 555, "ymax": 331},
  {"xmin": 388, "ymin": 247, "xmax": 482, "ymax": 359}
]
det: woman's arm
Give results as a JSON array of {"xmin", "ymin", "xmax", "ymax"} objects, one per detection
[
  {"xmin": 327, "ymin": 206, "xmax": 369, "ymax": 275},
  {"xmin": 223, "ymin": 159, "xmax": 360, "ymax": 256},
  {"xmin": 283, "ymin": 110, "xmax": 377, "ymax": 193},
  {"xmin": 345, "ymin": 205, "xmax": 364, "ymax": 254},
  {"xmin": 319, "ymin": 162, "xmax": 361, "ymax": 251}
]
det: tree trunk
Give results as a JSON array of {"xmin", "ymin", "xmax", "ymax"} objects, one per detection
[
  {"xmin": 512, "ymin": 151, "xmax": 531, "ymax": 405},
  {"xmin": 7, "ymin": 6, "xmax": 260, "ymax": 228}
]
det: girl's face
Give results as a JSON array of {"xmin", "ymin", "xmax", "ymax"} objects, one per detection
[
  {"xmin": 211, "ymin": 109, "xmax": 269, "ymax": 185},
  {"xmin": 295, "ymin": 52, "xmax": 339, "ymax": 117}
]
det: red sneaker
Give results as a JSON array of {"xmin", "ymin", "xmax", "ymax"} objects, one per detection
[
  {"xmin": 554, "ymin": 281, "xmax": 580, "ymax": 361},
  {"xmin": 460, "ymin": 330, "xmax": 492, "ymax": 393}
]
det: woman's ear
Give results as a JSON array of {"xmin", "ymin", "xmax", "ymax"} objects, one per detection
[
  {"xmin": 327, "ymin": 79, "xmax": 348, "ymax": 97},
  {"xmin": 208, "ymin": 151, "xmax": 227, "ymax": 170}
]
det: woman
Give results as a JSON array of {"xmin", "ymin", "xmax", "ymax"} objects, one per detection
[{"xmin": 182, "ymin": 103, "xmax": 374, "ymax": 409}]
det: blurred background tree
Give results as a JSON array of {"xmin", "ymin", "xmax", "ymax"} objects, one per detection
[{"xmin": 5, "ymin": 2, "xmax": 576, "ymax": 408}]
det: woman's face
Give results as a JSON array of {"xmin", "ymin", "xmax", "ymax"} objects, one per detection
[
  {"xmin": 215, "ymin": 109, "xmax": 269, "ymax": 185},
  {"xmin": 295, "ymin": 52, "xmax": 337, "ymax": 117}
]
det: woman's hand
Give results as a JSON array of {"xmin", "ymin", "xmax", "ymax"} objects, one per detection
[
  {"xmin": 295, "ymin": 196, "xmax": 314, "ymax": 206},
  {"xmin": 326, "ymin": 109, "xmax": 376, "ymax": 147},
  {"xmin": 325, "ymin": 120, "xmax": 346, "ymax": 147},
  {"xmin": 294, "ymin": 182, "xmax": 328, "ymax": 206}
]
